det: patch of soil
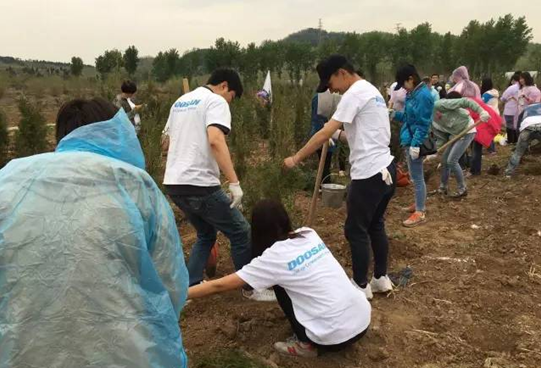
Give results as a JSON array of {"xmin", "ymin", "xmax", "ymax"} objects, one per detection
[{"xmin": 180, "ymin": 148, "xmax": 541, "ymax": 368}]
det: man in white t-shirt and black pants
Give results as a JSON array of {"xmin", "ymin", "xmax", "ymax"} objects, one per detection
[
  {"xmin": 284, "ymin": 55, "xmax": 396, "ymax": 300},
  {"xmin": 163, "ymin": 69, "xmax": 275, "ymax": 301}
]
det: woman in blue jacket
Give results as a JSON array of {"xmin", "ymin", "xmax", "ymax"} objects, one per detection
[{"xmin": 392, "ymin": 65, "xmax": 434, "ymax": 227}]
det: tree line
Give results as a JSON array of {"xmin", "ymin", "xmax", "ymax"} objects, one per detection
[{"xmin": 77, "ymin": 14, "xmax": 535, "ymax": 85}]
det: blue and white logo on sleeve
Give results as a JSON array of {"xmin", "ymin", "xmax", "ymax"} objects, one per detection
[{"xmin": 287, "ymin": 243, "xmax": 329, "ymax": 273}]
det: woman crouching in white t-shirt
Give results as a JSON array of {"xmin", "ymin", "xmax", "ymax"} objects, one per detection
[{"xmin": 188, "ymin": 199, "xmax": 371, "ymax": 357}]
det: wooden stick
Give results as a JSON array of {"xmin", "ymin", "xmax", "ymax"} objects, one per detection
[
  {"xmin": 182, "ymin": 78, "xmax": 190, "ymax": 95},
  {"xmin": 306, "ymin": 142, "xmax": 329, "ymax": 227},
  {"xmin": 437, "ymin": 120, "xmax": 484, "ymax": 154}
]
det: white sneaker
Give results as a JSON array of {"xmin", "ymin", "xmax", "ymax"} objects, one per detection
[
  {"xmin": 274, "ymin": 335, "xmax": 318, "ymax": 358},
  {"xmin": 242, "ymin": 288, "xmax": 277, "ymax": 302},
  {"xmin": 370, "ymin": 275, "xmax": 394, "ymax": 294},
  {"xmin": 351, "ymin": 279, "xmax": 373, "ymax": 300}
]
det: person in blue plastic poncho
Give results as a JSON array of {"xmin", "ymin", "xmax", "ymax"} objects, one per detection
[{"xmin": 0, "ymin": 98, "xmax": 189, "ymax": 368}]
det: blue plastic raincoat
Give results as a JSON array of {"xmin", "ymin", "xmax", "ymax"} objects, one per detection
[
  {"xmin": 0, "ymin": 110, "xmax": 189, "ymax": 368},
  {"xmin": 394, "ymin": 82, "xmax": 435, "ymax": 148}
]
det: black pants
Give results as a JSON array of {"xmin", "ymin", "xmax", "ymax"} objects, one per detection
[
  {"xmin": 273, "ymin": 286, "xmax": 368, "ymax": 351},
  {"xmin": 345, "ymin": 162, "xmax": 396, "ymax": 286},
  {"xmin": 507, "ymin": 128, "xmax": 519, "ymax": 144},
  {"xmin": 470, "ymin": 141, "xmax": 483, "ymax": 175},
  {"xmin": 317, "ymin": 148, "xmax": 347, "ymax": 184}
]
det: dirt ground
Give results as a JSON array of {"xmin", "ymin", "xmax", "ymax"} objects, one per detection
[
  {"xmin": 2, "ymin": 87, "xmax": 540, "ymax": 368},
  {"xmin": 181, "ymin": 148, "xmax": 541, "ymax": 368}
]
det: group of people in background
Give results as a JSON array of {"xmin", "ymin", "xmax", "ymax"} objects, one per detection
[
  {"xmin": 382, "ymin": 65, "xmax": 541, "ymax": 227},
  {"xmin": 1, "ymin": 51, "xmax": 540, "ymax": 368}
]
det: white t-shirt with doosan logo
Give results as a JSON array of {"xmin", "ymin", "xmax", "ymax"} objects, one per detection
[
  {"xmin": 236, "ymin": 228, "xmax": 370, "ymax": 345},
  {"xmin": 163, "ymin": 87, "xmax": 231, "ymax": 186},
  {"xmin": 332, "ymin": 79, "xmax": 394, "ymax": 180}
]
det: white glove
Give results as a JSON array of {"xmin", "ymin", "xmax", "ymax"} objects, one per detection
[
  {"xmin": 331, "ymin": 129, "xmax": 342, "ymax": 141},
  {"xmin": 480, "ymin": 111, "xmax": 490, "ymax": 122},
  {"xmin": 380, "ymin": 168, "xmax": 393, "ymax": 185},
  {"xmin": 410, "ymin": 146, "xmax": 420, "ymax": 160},
  {"xmin": 229, "ymin": 182, "xmax": 243, "ymax": 209}
]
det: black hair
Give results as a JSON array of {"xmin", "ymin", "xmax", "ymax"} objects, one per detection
[
  {"xmin": 509, "ymin": 71, "xmax": 521, "ymax": 86},
  {"xmin": 330, "ymin": 62, "xmax": 357, "ymax": 78},
  {"xmin": 481, "ymin": 77, "xmax": 493, "ymax": 95},
  {"xmin": 251, "ymin": 199, "xmax": 294, "ymax": 258},
  {"xmin": 446, "ymin": 91, "xmax": 462, "ymax": 99},
  {"xmin": 411, "ymin": 73, "xmax": 422, "ymax": 87},
  {"xmin": 520, "ymin": 72, "xmax": 534, "ymax": 87},
  {"xmin": 56, "ymin": 98, "xmax": 117, "ymax": 143},
  {"xmin": 207, "ymin": 68, "xmax": 244, "ymax": 98},
  {"xmin": 431, "ymin": 73, "xmax": 439, "ymax": 78},
  {"xmin": 121, "ymin": 80, "xmax": 137, "ymax": 94}
]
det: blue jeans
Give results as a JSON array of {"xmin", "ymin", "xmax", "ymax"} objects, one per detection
[
  {"xmin": 505, "ymin": 125, "xmax": 541, "ymax": 176},
  {"xmin": 170, "ymin": 190, "xmax": 251, "ymax": 286},
  {"xmin": 440, "ymin": 133, "xmax": 476, "ymax": 192},
  {"xmin": 405, "ymin": 148, "xmax": 426, "ymax": 212}
]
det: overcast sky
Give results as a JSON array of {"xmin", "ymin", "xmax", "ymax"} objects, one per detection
[{"xmin": 1, "ymin": 0, "xmax": 539, "ymax": 64}]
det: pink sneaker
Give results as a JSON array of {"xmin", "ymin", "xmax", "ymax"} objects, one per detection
[{"xmin": 403, "ymin": 211, "xmax": 427, "ymax": 228}]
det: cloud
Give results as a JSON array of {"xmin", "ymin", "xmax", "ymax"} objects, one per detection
[{"xmin": 0, "ymin": 0, "xmax": 538, "ymax": 63}]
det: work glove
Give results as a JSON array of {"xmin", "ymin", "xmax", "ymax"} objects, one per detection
[
  {"xmin": 410, "ymin": 146, "xmax": 420, "ymax": 160},
  {"xmin": 229, "ymin": 182, "xmax": 244, "ymax": 209},
  {"xmin": 380, "ymin": 168, "xmax": 393, "ymax": 186},
  {"xmin": 332, "ymin": 129, "xmax": 343, "ymax": 141},
  {"xmin": 480, "ymin": 111, "xmax": 490, "ymax": 122}
]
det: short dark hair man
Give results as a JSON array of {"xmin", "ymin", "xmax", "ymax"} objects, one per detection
[
  {"xmin": 431, "ymin": 73, "xmax": 447, "ymax": 99},
  {"xmin": 163, "ymin": 68, "xmax": 274, "ymax": 301},
  {"xmin": 284, "ymin": 55, "xmax": 396, "ymax": 300},
  {"xmin": 113, "ymin": 80, "xmax": 143, "ymax": 131}
]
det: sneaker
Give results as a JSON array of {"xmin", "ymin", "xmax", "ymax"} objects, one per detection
[
  {"xmin": 242, "ymin": 288, "xmax": 277, "ymax": 302},
  {"xmin": 370, "ymin": 275, "xmax": 394, "ymax": 293},
  {"xmin": 449, "ymin": 189, "xmax": 468, "ymax": 199},
  {"xmin": 351, "ymin": 279, "xmax": 373, "ymax": 300},
  {"xmin": 428, "ymin": 187, "xmax": 447, "ymax": 196},
  {"xmin": 403, "ymin": 212, "xmax": 427, "ymax": 228},
  {"xmin": 401, "ymin": 204, "xmax": 416, "ymax": 213},
  {"xmin": 274, "ymin": 336, "xmax": 318, "ymax": 358}
]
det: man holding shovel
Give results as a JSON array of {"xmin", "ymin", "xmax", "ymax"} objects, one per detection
[{"xmin": 284, "ymin": 55, "xmax": 396, "ymax": 300}]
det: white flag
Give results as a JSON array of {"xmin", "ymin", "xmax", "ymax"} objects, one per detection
[{"xmin": 263, "ymin": 71, "xmax": 272, "ymax": 103}]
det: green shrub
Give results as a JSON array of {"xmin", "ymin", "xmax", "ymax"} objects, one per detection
[
  {"xmin": 137, "ymin": 94, "xmax": 175, "ymax": 185},
  {"xmin": 242, "ymin": 157, "xmax": 305, "ymax": 225},
  {"xmin": 0, "ymin": 109, "xmax": 9, "ymax": 167},
  {"xmin": 230, "ymin": 95, "xmax": 259, "ymax": 180},
  {"xmin": 15, "ymin": 97, "xmax": 49, "ymax": 158}
]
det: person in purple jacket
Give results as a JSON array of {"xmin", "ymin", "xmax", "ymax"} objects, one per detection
[{"xmin": 501, "ymin": 72, "xmax": 522, "ymax": 144}]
